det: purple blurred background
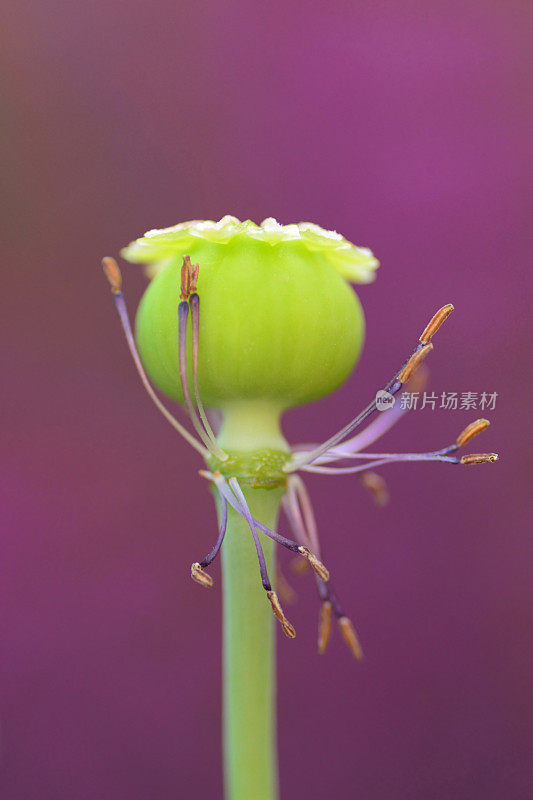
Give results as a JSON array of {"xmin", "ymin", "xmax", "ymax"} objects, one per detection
[{"xmin": 2, "ymin": 2, "xmax": 532, "ymax": 798}]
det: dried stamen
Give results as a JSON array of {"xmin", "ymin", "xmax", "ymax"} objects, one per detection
[
  {"xmin": 180, "ymin": 255, "xmax": 199, "ymax": 300},
  {"xmin": 303, "ymin": 445, "xmax": 496, "ymax": 473},
  {"xmin": 297, "ymin": 546, "xmax": 330, "ymax": 582},
  {"xmin": 267, "ymin": 590, "xmax": 296, "ymax": 638},
  {"xmin": 102, "ymin": 257, "xmax": 209, "ymax": 458},
  {"xmin": 190, "ymin": 493, "xmax": 228, "ymax": 589},
  {"xmin": 419, "ymin": 303, "xmax": 455, "ymax": 345},
  {"xmin": 327, "ymin": 585, "xmax": 365, "ymax": 661},
  {"xmin": 337, "ymin": 616, "xmax": 364, "ymax": 661},
  {"xmin": 318, "ymin": 600, "xmax": 332, "ymax": 654},
  {"xmin": 456, "ymin": 419, "xmax": 490, "ymax": 447},
  {"xmin": 460, "ymin": 453, "xmax": 498, "ymax": 465},
  {"xmin": 191, "ymin": 562, "xmax": 213, "ymax": 588},
  {"xmin": 308, "ymin": 413, "xmax": 495, "ymax": 473},
  {"xmin": 102, "ymin": 256, "xmax": 122, "ymax": 294}
]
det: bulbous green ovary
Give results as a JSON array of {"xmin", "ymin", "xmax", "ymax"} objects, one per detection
[{"xmin": 135, "ymin": 235, "xmax": 364, "ymax": 411}]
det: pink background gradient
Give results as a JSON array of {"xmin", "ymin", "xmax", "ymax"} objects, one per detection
[{"xmin": 2, "ymin": 2, "xmax": 532, "ymax": 798}]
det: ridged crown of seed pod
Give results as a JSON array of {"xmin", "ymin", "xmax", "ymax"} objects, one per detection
[{"xmin": 121, "ymin": 216, "xmax": 379, "ymax": 410}]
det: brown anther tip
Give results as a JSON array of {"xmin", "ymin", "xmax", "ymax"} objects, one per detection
[
  {"xmin": 360, "ymin": 471, "xmax": 390, "ymax": 507},
  {"xmin": 267, "ymin": 591, "xmax": 296, "ymax": 639},
  {"xmin": 419, "ymin": 303, "xmax": 455, "ymax": 344},
  {"xmin": 318, "ymin": 600, "xmax": 333, "ymax": 654},
  {"xmin": 180, "ymin": 255, "xmax": 200, "ymax": 300},
  {"xmin": 297, "ymin": 546, "xmax": 330, "ymax": 583},
  {"xmin": 281, "ymin": 619, "xmax": 296, "ymax": 638},
  {"xmin": 102, "ymin": 257, "xmax": 122, "ymax": 294},
  {"xmin": 456, "ymin": 419, "xmax": 490, "ymax": 448},
  {"xmin": 191, "ymin": 562, "xmax": 213, "ymax": 588},
  {"xmin": 460, "ymin": 453, "xmax": 498, "ymax": 465},
  {"xmin": 338, "ymin": 616, "xmax": 364, "ymax": 661},
  {"xmin": 397, "ymin": 343, "xmax": 433, "ymax": 384}
]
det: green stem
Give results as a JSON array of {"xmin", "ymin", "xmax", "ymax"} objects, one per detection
[
  {"xmin": 220, "ymin": 487, "xmax": 283, "ymax": 800},
  {"xmin": 217, "ymin": 403, "xmax": 289, "ymax": 800}
]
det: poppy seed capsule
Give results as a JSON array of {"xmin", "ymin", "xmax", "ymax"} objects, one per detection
[
  {"xmin": 104, "ymin": 224, "xmax": 497, "ymax": 671},
  {"xmin": 124, "ymin": 217, "xmax": 377, "ymax": 413}
]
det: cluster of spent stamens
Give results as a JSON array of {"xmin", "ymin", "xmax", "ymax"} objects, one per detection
[
  {"xmin": 195, "ymin": 470, "xmax": 331, "ymax": 642},
  {"xmin": 285, "ymin": 303, "xmax": 498, "ymax": 476},
  {"xmin": 103, "ymin": 255, "xmax": 497, "ymax": 659},
  {"xmin": 102, "ymin": 255, "xmax": 228, "ymax": 461}
]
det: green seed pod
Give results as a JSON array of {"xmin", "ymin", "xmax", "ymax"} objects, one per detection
[{"xmin": 121, "ymin": 217, "xmax": 378, "ymax": 412}]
